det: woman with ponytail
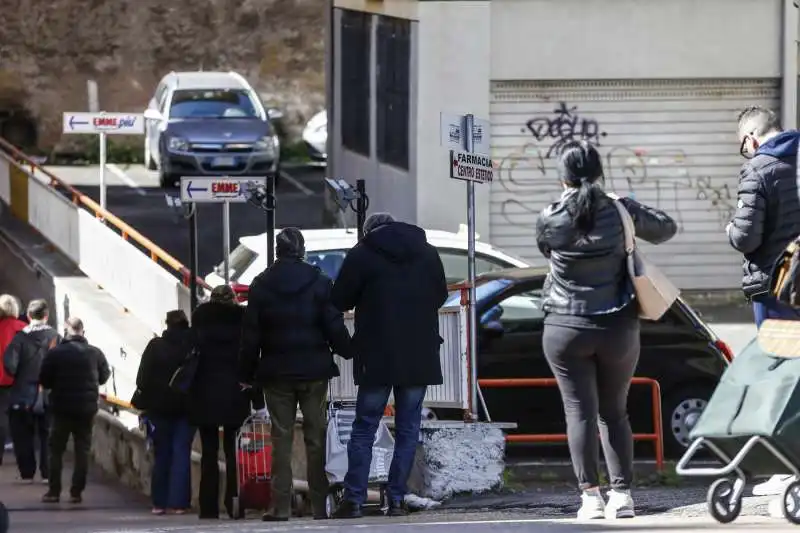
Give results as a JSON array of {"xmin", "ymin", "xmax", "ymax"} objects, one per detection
[{"xmin": 535, "ymin": 140, "xmax": 677, "ymax": 520}]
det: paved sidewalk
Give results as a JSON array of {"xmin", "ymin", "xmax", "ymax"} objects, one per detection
[{"xmin": 1, "ymin": 451, "xmax": 153, "ymax": 532}]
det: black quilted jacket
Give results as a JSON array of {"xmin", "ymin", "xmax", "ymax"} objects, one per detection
[
  {"xmin": 728, "ymin": 131, "xmax": 800, "ymax": 300},
  {"xmin": 536, "ymin": 191, "xmax": 677, "ymax": 316}
]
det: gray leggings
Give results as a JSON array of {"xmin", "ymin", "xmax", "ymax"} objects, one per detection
[{"xmin": 543, "ymin": 320, "xmax": 640, "ymax": 491}]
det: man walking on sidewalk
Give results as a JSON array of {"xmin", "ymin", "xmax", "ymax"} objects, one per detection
[
  {"xmin": 330, "ymin": 213, "xmax": 448, "ymax": 518},
  {"xmin": 39, "ymin": 317, "xmax": 110, "ymax": 504},
  {"xmin": 3, "ymin": 299, "xmax": 60, "ymax": 483}
]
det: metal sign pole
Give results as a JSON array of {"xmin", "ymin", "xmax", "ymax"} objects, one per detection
[
  {"xmin": 189, "ymin": 205, "xmax": 199, "ymax": 312},
  {"xmin": 222, "ymin": 200, "xmax": 231, "ymax": 284},
  {"xmin": 266, "ymin": 173, "xmax": 276, "ymax": 267},
  {"xmin": 464, "ymin": 113, "xmax": 479, "ymax": 421},
  {"xmin": 99, "ymin": 131, "xmax": 107, "ymax": 211}
]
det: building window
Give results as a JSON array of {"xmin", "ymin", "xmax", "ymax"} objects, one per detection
[
  {"xmin": 340, "ymin": 9, "xmax": 372, "ymax": 156},
  {"xmin": 376, "ymin": 15, "xmax": 411, "ymax": 170}
]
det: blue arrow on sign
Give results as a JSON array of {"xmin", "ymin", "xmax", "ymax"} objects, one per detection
[
  {"xmin": 69, "ymin": 115, "xmax": 89, "ymax": 130},
  {"xmin": 186, "ymin": 181, "xmax": 208, "ymax": 199}
]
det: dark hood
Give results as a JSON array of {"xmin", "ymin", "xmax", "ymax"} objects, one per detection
[
  {"xmin": 262, "ymin": 259, "xmax": 321, "ymax": 296},
  {"xmin": 162, "ymin": 325, "xmax": 192, "ymax": 347},
  {"xmin": 756, "ymin": 130, "xmax": 800, "ymax": 159},
  {"xmin": 165, "ymin": 118, "xmax": 270, "ymax": 143},
  {"xmin": 362, "ymin": 222, "xmax": 429, "ymax": 263}
]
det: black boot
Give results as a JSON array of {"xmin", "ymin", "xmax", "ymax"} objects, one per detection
[
  {"xmin": 332, "ymin": 500, "xmax": 363, "ymax": 519},
  {"xmin": 386, "ymin": 500, "xmax": 410, "ymax": 517}
]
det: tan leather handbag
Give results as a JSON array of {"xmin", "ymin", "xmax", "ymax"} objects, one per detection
[{"xmin": 612, "ymin": 199, "xmax": 680, "ymax": 320}]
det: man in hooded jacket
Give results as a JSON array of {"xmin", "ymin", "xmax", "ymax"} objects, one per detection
[
  {"xmin": 240, "ymin": 227, "xmax": 352, "ymax": 521},
  {"xmin": 729, "ymin": 108, "xmax": 800, "ymax": 504},
  {"xmin": 329, "ymin": 213, "xmax": 448, "ymax": 518},
  {"xmin": 729, "ymin": 106, "xmax": 800, "ymax": 326}
]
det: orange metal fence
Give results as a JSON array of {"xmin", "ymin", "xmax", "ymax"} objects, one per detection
[
  {"xmin": 478, "ymin": 377, "xmax": 665, "ymax": 471},
  {"xmin": 0, "ymin": 137, "xmax": 210, "ymax": 291}
]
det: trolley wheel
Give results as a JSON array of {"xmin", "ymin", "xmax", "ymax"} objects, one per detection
[
  {"xmin": 782, "ymin": 480, "xmax": 800, "ymax": 524},
  {"xmin": 707, "ymin": 478, "xmax": 742, "ymax": 524},
  {"xmin": 231, "ymin": 497, "xmax": 241, "ymax": 520},
  {"xmin": 326, "ymin": 487, "xmax": 344, "ymax": 518}
]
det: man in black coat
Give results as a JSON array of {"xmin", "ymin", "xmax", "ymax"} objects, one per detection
[
  {"xmin": 729, "ymin": 106, "xmax": 800, "ymax": 327},
  {"xmin": 3, "ymin": 299, "xmax": 60, "ymax": 482},
  {"xmin": 240, "ymin": 227, "xmax": 351, "ymax": 521},
  {"xmin": 39, "ymin": 317, "xmax": 110, "ymax": 504},
  {"xmin": 330, "ymin": 213, "xmax": 448, "ymax": 518}
]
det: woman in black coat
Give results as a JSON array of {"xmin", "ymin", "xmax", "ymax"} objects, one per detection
[
  {"xmin": 134, "ymin": 310, "xmax": 194, "ymax": 515},
  {"xmin": 189, "ymin": 286, "xmax": 264, "ymax": 519}
]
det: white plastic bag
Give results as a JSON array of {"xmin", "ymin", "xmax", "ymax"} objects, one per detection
[{"xmin": 325, "ymin": 408, "xmax": 395, "ymax": 484}]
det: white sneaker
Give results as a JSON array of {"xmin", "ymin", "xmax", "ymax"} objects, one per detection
[
  {"xmin": 753, "ymin": 475, "xmax": 795, "ymax": 496},
  {"xmin": 577, "ymin": 488, "xmax": 606, "ymax": 520},
  {"xmin": 605, "ymin": 489, "xmax": 635, "ymax": 519}
]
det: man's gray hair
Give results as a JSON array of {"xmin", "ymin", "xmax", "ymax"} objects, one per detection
[
  {"xmin": 363, "ymin": 212, "xmax": 395, "ymax": 235},
  {"xmin": 65, "ymin": 316, "xmax": 84, "ymax": 336},
  {"xmin": 0, "ymin": 294, "xmax": 20, "ymax": 319},
  {"xmin": 27, "ymin": 299, "xmax": 49, "ymax": 321},
  {"xmin": 738, "ymin": 106, "xmax": 782, "ymax": 136}
]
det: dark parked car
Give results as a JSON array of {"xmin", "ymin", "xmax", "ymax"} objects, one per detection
[
  {"xmin": 143, "ymin": 71, "xmax": 282, "ymax": 188},
  {"xmin": 441, "ymin": 268, "xmax": 733, "ymax": 457}
]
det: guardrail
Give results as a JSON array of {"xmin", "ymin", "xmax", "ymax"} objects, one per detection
[
  {"xmin": 0, "ymin": 137, "xmax": 210, "ymax": 292},
  {"xmin": 478, "ymin": 377, "xmax": 665, "ymax": 471}
]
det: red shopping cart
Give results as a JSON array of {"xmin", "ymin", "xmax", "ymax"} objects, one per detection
[{"xmin": 231, "ymin": 415, "xmax": 273, "ymax": 519}]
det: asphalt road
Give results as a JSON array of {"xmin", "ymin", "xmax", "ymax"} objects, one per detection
[{"xmin": 39, "ymin": 163, "xmax": 329, "ymax": 278}]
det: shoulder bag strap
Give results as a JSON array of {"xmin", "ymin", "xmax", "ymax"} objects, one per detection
[{"xmin": 611, "ymin": 198, "xmax": 636, "ymax": 255}]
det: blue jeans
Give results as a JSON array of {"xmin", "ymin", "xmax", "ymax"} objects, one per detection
[
  {"xmin": 343, "ymin": 386, "xmax": 426, "ymax": 506},
  {"xmin": 753, "ymin": 297, "xmax": 800, "ymax": 329},
  {"xmin": 150, "ymin": 416, "xmax": 195, "ymax": 510}
]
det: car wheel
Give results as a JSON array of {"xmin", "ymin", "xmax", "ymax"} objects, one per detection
[
  {"xmin": 663, "ymin": 385, "xmax": 713, "ymax": 457},
  {"xmin": 421, "ymin": 407, "xmax": 438, "ymax": 422}
]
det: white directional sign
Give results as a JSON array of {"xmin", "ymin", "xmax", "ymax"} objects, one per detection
[
  {"xmin": 62, "ymin": 112, "xmax": 145, "ymax": 135},
  {"xmin": 440, "ymin": 112, "xmax": 491, "ymax": 154},
  {"xmin": 180, "ymin": 176, "xmax": 267, "ymax": 204},
  {"xmin": 450, "ymin": 150, "xmax": 495, "ymax": 184}
]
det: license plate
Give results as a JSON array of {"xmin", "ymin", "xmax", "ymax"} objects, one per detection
[{"xmin": 211, "ymin": 156, "xmax": 236, "ymax": 167}]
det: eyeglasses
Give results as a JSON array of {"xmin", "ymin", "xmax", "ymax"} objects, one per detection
[{"xmin": 740, "ymin": 131, "xmax": 756, "ymax": 159}]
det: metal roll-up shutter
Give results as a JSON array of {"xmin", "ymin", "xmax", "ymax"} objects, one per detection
[{"xmin": 489, "ymin": 79, "xmax": 781, "ymax": 290}]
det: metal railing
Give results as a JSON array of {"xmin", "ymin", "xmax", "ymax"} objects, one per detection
[
  {"xmin": 478, "ymin": 377, "xmax": 665, "ymax": 471},
  {"xmin": 0, "ymin": 137, "xmax": 210, "ymax": 291}
]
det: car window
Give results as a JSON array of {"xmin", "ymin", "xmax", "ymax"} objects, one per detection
[
  {"xmin": 444, "ymin": 278, "xmax": 512, "ymax": 307},
  {"xmin": 483, "ymin": 289, "xmax": 545, "ymax": 326},
  {"xmin": 438, "ymin": 249, "xmax": 516, "ymax": 285},
  {"xmin": 307, "ymin": 250, "xmax": 348, "ymax": 279},
  {"xmin": 169, "ymin": 89, "xmax": 259, "ymax": 119},
  {"xmin": 218, "ymin": 244, "xmax": 258, "ymax": 283}
]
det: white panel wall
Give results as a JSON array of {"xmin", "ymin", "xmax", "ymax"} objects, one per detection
[
  {"xmin": 491, "ymin": 0, "xmax": 783, "ymax": 80},
  {"xmin": 416, "ymin": 0, "xmax": 492, "ymax": 237},
  {"xmin": 77, "ymin": 210, "xmax": 188, "ymax": 334},
  {"xmin": 27, "ymin": 178, "xmax": 81, "ymax": 261}
]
